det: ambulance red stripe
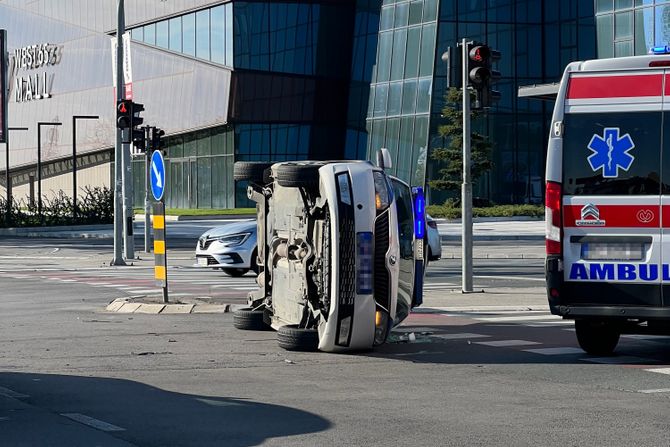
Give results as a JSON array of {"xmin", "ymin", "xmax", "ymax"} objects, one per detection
[
  {"xmin": 566, "ymin": 74, "xmax": 663, "ymax": 99},
  {"xmin": 563, "ymin": 204, "xmax": 660, "ymax": 228}
]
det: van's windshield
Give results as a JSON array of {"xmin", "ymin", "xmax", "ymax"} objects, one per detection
[{"xmin": 562, "ymin": 111, "xmax": 662, "ymax": 195}]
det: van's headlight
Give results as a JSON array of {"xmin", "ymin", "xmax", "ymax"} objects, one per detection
[
  {"xmin": 373, "ymin": 310, "xmax": 390, "ymax": 345},
  {"xmin": 373, "ymin": 171, "xmax": 390, "ymax": 211},
  {"xmin": 213, "ymin": 232, "xmax": 250, "ymax": 247}
]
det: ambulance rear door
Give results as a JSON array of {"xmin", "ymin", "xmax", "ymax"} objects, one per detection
[{"xmin": 561, "ymin": 70, "xmax": 663, "ymax": 308}]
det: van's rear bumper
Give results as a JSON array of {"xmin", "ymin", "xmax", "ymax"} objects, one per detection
[{"xmin": 546, "ymin": 255, "xmax": 668, "ymax": 319}]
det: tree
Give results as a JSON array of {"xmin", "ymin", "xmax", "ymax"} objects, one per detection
[{"xmin": 428, "ymin": 87, "xmax": 493, "ymax": 193}]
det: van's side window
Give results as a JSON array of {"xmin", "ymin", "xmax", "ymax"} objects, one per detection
[{"xmin": 562, "ymin": 112, "xmax": 662, "ymax": 196}]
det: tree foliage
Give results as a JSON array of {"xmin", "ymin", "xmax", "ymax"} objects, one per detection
[{"xmin": 428, "ymin": 87, "xmax": 493, "ymax": 192}]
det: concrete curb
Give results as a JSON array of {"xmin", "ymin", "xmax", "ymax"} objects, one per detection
[
  {"xmin": 133, "ymin": 214, "xmax": 255, "ymax": 222},
  {"xmin": 105, "ymin": 296, "xmax": 233, "ymax": 314},
  {"xmin": 0, "ymin": 224, "xmax": 112, "ymax": 237},
  {"xmin": 434, "ymin": 216, "xmax": 544, "ymax": 223}
]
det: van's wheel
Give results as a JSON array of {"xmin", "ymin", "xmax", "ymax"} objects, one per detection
[
  {"xmin": 234, "ymin": 162, "xmax": 273, "ymax": 184},
  {"xmin": 277, "ymin": 325, "xmax": 319, "ymax": 351},
  {"xmin": 222, "ymin": 268, "xmax": 248, "ymax": 277},
  {"xmin": 575, "ymin": 319, "xmax": 620, "ymax": 356},
  {"xmin": 233, "ymin": 308, "xmax": 269, "ymax": 331},
  {"xmin": 275, "ymin": 162, "xmax": 322, "ymax": 189}
]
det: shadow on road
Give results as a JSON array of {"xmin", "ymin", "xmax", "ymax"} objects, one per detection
[
  {"xmin": 366, "ymin": 314, "xmax": 670, "ymax": 366},
  {"xmin": 0, "ymin": 372, "xmax": 330, "ymax": 447}
]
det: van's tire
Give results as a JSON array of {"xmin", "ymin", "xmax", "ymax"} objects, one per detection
[
  {"xmin": 233, "ymin": 308, "xmax": 269, "ymax": 331},
  {"xmin": 575, "ymin": 319, "xmax": 620, "ymax": 356},
  {"xmin": 222, "ymin": 268, "xmax": 248, "ymax": 277},
  {"xmin": 234, "ymin": 162, "xmax": 273, "ymax": 183},
  {"xmin": 277, "ymin": 325, "xmax": 319, "ymax": 351},
  {"xmin": 275, "ymin": 163, "xmax": 321, "ymax": 189}
]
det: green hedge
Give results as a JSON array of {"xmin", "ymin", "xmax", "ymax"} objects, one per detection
[
  {"xmin": 0, "ymin": 187, "xmax": 113, "ymax": 228},
  {"xmin": 426, "ymin": 203, "xmax": 544, "ymax": 219}
]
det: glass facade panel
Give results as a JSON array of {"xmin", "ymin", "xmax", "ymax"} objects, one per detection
[
  {"xmin": 211, "ymin": 5, "xmax": 225, "ymax": 64},
  {"xmin": 401, "ymin": 79, "xmax": 417, "ymax": 114},
  {"xmin": 635, "ymin": 8, "xmax": 654, "ymax": 55},
  {"xmin": 416, "ymin": 77, "xmax": 431, "ymax": 113},
  {"xmin": 380, "ymin": 6, "xmax": 394, "ymax": 30},
  {"xmin": 395, "ymin": 2, "xmax": 409, "ymax": 28},
  {"xmin": 169, "ymin": 17, "xmax": 182, "ymax": 52},
  {"xmin": 144, "ymin": 23, "xmax": 156, "ymax": 46},
  {"xmin": 409, "ymin": 0, "xmax": 424, "ymax": 25},
  {"xmin": 390, "ymin": 28, "xmax": 408, "ymax": 81},
  {"xmin": 156, "ymin": 20, "xmax": 169, "ymax": 49},
  {"xmin": 377, "ymin": 31, "xmax": 393, "ymax": 82},
  {"xmin": 183, "ymin": 13, "xmax": 196, "ymax": 56},
  {"xmin": 404, "ymin": 26, "xmax": 421, "ymax": 78},
  {"xmin": 615, "ymin": 11, "xmax": 633, "ymax": 39},
  {"xmin": 388, "ymin": 81, "xmax": 403, "ymax": 115},
  {"xmin": 196, "ymin": 9, "xmax": 211, "ymax": 60},
  {"xmin": 597, "ymin": 14, "xmax": 614, "ymax": 57},
  {"xmin": 419, "ymin": 23, "xmax": 436, "ymax": 77}
]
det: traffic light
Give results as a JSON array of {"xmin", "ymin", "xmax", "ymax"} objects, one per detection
[
  {"xmin": 152, "ymin": 127, "xmax": 166, "ymax": 155},
  {"xmin": 131, "ymin": 102, "xmax": 144, "ymax": 129},
  {"xmin": 467, "ymin": 43, "xmax": 501, "ymax": 109},
  {"xmin": 132, "ymin": 125, "xmax": 146, "ymax": 151},
  {"xmin": 116, "ymin": 99, "xmax": 131, "ymax": 129}
]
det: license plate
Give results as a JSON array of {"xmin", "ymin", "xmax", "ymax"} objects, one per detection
[
  {"xmin": 581, "ymin": 243, "xmax": 645, "ymax": 261},
  {"xmin": 197, "ymin": 257, "xmax": 208, "ymax": 266}
]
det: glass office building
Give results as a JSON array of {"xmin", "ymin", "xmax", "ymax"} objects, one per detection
[{"xmin": 4, "ymin": 1, "xmax": 659, "ymax": 209}]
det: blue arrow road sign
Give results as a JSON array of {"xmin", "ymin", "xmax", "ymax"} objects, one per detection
[{"xmin": 150, "ymin": 150, "xmax": 166, "ymax": 201}]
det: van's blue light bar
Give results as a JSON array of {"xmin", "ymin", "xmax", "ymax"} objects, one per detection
[
  {"xmin": 412, "ymin": 186, "xmax": 425, "ymax": 239},
  {"xmin": 651, "ymin": 45, "xmax": 670, "ymax": 55}
]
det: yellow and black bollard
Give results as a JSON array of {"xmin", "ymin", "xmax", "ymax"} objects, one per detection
[{"xmin": 153, "ymin": 201, "xmax": 169, "ymax": 303}]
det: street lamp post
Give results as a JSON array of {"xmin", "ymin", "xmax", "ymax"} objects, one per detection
[
  {"xmin": 5, "ymin": 126, "xmax": 29, "ymax": 226},
  {"xmin": 72, "ymin": 115, "xmax": 99, "ymax": 218},
  {"xmin": 37, "ymin": 121, "xmax": 62, "ymax": 219}
]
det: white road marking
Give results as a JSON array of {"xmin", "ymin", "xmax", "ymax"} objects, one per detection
[
  {"xmin": 125, "ymin": 289, "xmax": 160, "ymax": 294},
  {"xmin": 476, "ymin": 315, "xmax": 561, "ymax": 322},
  {"xmin": 644, "ymin": 367, "xmax": 670, "ymax": 374},
  {"xmin": 0, "ymin": 386, "xmax": 29, "ymax": 399},
  {"xmin": 475, "ymin": 275, "xmax": 545, "ymax": 282},
  {"xmin": 523, "ymin": 347, "xmax": 584, "ymax": 355},
  {"xmin": 637, "ymin": 388, "xmax": 670, "ymax": 394},
  {"xmin": 61, "ymin": 413, "xmax": 125, "ymax": 432},
  {"xmin": 421, "ymin": 306, "xmax": 550, "ymax": 312},
  {"xmin": 475, "ymin": 340, "xmax": 541, "ymax": 347},
  {"xmin": 430, "ymin": 332, "xmax": 491, "ymax": 340}
]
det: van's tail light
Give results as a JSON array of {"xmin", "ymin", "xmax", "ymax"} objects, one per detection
[{"xmin": 545, "ymin": 181, "xmax": 562, "ymax": 255}]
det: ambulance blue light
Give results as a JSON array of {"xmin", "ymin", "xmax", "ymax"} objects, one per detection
[
  {"xmin": 651, "ymin": 45, "xmax": 670, "ymax": 55},
  {"xmin": 412, "ymin": 187, "xmax": 425, "ymax": 239}
]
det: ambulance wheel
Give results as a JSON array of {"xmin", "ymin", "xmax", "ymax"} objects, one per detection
[
  {"xmin": 575, "ymin": 319, "xmax": 620, "ymax": 356},
  {"xmin": 275, "ymin": 163, "xmax": 322, "ymax": 189},
  {"xmin": 233, "ymin": 308, "xmax": 269, "ymax": 331},
  {"xmin": 234, "ymin": 162, "xmax": 273, "ymax": 184},
  {"xmin": 277, "ymin": 325, "xmax": 319, "ymax": 351}
]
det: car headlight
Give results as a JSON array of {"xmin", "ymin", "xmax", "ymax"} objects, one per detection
[
  {"xmin": 213, "ymin": 232, "xmax": 251, "ymax": 247},
  {"xmin": 373, "ymin": 171, "xmax": 391, "ymax": 212}
]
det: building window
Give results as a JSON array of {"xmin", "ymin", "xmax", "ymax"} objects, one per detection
[{"xmin": 129, "ymin": 2, "xmax": 233, "ymax": 67}]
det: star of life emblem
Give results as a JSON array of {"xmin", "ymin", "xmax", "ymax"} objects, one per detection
[
  {"xmin": 587, "ymin": 128, "xmax": 635, "ymax": 178},
  {"xmin": 576, "ymin": 203, "xmax": 605, "ymax": 227}
]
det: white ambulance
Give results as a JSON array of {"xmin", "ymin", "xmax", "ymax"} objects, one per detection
[{"xmin": 546, "ymin": 49, "xmax": 670, "ymax": 355}]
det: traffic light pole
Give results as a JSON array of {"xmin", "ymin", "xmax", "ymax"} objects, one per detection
[
  {"xmin": 461, "ymin": 38, "xmax": 474, "ymax": 293},
  {"xmin": 122, "ymin": 139, "xmax": 134, "ymax": 260},
  {"xmin": 112, "ymin": 0, "xmax": 126, "ymax": 266}
]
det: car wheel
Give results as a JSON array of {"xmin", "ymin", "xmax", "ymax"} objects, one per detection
[
  {"xmin": 222, "ymin": 268, "xmax": 249, "ymax": 277},
  {"xmin": 234, "ymin": 162, "xmax": 273, "ymax": 184},
  {"xmin": 275, "ymin": 162, "xmax": 322, "ymax": 189},
  {"xmin": 233, "ymin": 308, "xmax": 269, "ymax": 331},
  {"xmin": 575, "ymin": 319, "xmax": 620, "ymax": 356},
  {"xmin": 277, "ymin": 325, "xmax": 319, "ymax": 351}
]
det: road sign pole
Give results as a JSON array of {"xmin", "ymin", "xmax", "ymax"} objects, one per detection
[
  {"xmin": 144, "ymin": 126, "xmax": 151, "ymax": 253},
  {"xmin": 461, "ymin": 37, "xmax": 474, "ymax": 293},
  {"xmin": 112, "ymin": 0, "xmax": 126, "ymax": 266}
]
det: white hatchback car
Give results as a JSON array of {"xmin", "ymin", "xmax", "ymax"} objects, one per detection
[{"xmin": 232, "ymin": 151, "xmax": 425, "ymax": 352}]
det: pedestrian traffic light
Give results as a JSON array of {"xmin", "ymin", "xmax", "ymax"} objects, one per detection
[
  {"xmin": 132, "ymin": 125, "xmax": 146, "ymax": 150},
  {"xmin": 467, "ymin": 43, "xmax": 501, "ymax": 109},
  {"xmin": 116, "ymin": 99, "xmax": 131, "ymax": 129}
]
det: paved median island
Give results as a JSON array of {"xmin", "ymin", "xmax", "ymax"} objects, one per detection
[{"xmin": 105, "ymin": 295, "xmax": 247, "ymax": 314}]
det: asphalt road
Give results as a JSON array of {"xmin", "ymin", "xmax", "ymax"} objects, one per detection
[{"xmin": 2, "ymin": 238, "xmax": 670, "ymax": 445}]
